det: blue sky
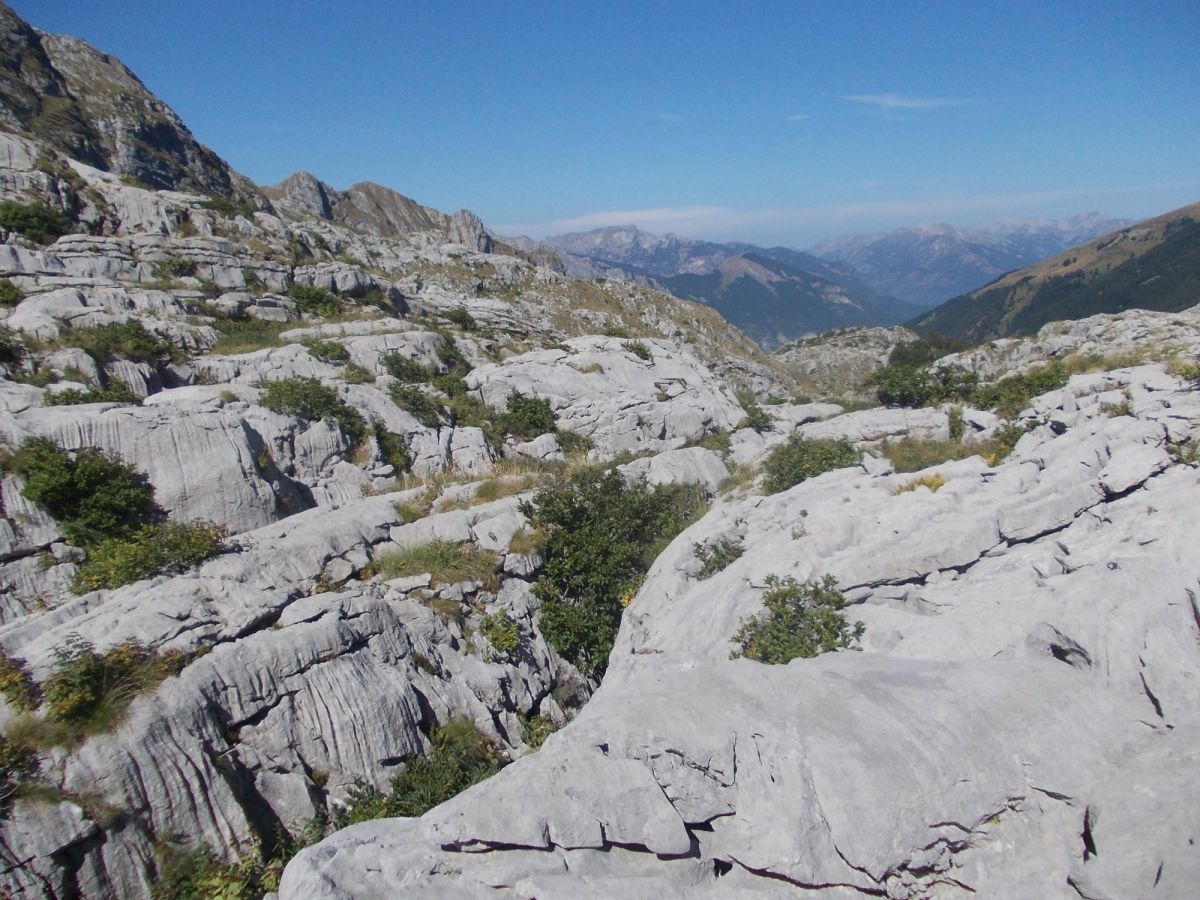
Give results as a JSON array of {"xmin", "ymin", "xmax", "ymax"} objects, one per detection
[{"xmin": 15, "ymin": 0, "xmax": 1200, "ymax": 246}]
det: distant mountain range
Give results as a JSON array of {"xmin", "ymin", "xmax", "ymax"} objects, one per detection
[
  {"xmin": 913, "ymin": 201, "xmax": 1200, "ymax": 341},
  {"xmin": 812, "ymin": 214, "xmax": 1132, "ymax": 306},
  {"xmin": 539, "ymin": 226, "xmax": 921, "ymax": 349}
]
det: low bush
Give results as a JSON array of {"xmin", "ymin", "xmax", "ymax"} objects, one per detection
[
  {"xmin": 970, "ymin": 362, "xmax": 1069, "ymax": 418},
  {"xmin": 625, "ymin": 340, "xmax": 652, "ymax": 361},
  {"xmin": 260, "ymin": 376, "xmax": 366, "ymax": 445},
  {"xmin": 200, "ymin": 196, "xmax": 256, "ymax": 218},
  {"xmin": 152, "ymin": 839, "xmax": 285, "ymax": 900},
  {"xmin": 555, "ymin": 429, "xmax": 595, "ymax": 455},
  {"xmin": 342, "ymin": 363, "xmax": 374, "ymax": 384},
  {"xmin": 523, "ymin": 469, "xmax": 707, "ymax": 678},
  {"xmin": 373, "ymin": 422, "xmax": 411, "ymax": 472},
  {"xmin": 502, "ymin": 390, "xmax": 554, "ymax": 440},
  {"xmin": 0, "ymin": 199, "xmax": 68, "ymax": 243},
  {"xmin": 0, "ymin": 733, "xmax": 38, "ymax": 817},
  {"xmin": 71, "ymin": 521, "xmax": 225, "ymax": 593},
  {"xmin": 287, "ymin": 283, "xmax": 340, "ymax": 317},
  {"xmin": 737, "ymin": 391, "xmax": 773, "ymax": 433},
  {"xmin": 45, "ymin": 382, "xmax": 138, "ymax": 406},
  {"xmin": 762, "ymin": 436, "xmax": 859, "ymax": 495},
  {"xmin": 371, "ymin": 540, "xmax": 497, "ymax": 588},
  {"xmin": 390, "ymin": 383, "xmax": 441, "ymax": 428},
  {"xmin": 304, "ymin": 339, "xmax": 348, "ymax": 363},
  {"xmin": 42, "ymin": 636, "xmax": 186, "ymax": 735},
  {"xmin": 520, "ymin": 713, "xmax": 558, "ymax": 750},
  {"xmin": 11, "ymin": 438, "xmax": 160, "ymax": 545},
  {"xmin": 731, "ymin": 574, "xmax": 863, "ymax": 664},
  {"xmin": 694, "ymin": 536, "xmax": 744, "ymax": 578},
  {"xmin": 335, "ymin": 720, "xmax": 503, "ymax": 828},
  {"xmin": 886, "ymin": 334, "xmax": 973, "ymax": 369},
  {"xmin": 0, "ymin": 327, "xmax": 23, "ymax": 366},
  {"xmin": 62, "ymin": 320, "xmax": 168, "ymax": 365},
  {"xmin": 431, "ymin": 372, "xmax": 468, "ymax": 397},
  {"xmin": 150, "ymin": 255, "xmax": 198, "ymax": 279},
  {"xmin": 480, "ymin": 611, "xmax": 520, "ymax": 654},
  {"xmin": 0, "ymin": 277, "xmax": 23, "ymax": 306},
  {"xmin": 443, "ymin": 307, "xmax": 477, "ymax": 330},
  {"xmin": 0, "ymin": 651, "xmax": 37, "ymax": 712},
  {"xmin": 381, "ymin": 352, "xmax": 431, "ymax": 383}
]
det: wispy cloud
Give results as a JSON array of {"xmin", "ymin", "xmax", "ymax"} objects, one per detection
[
  {"xmin": 647, "ymin": 111, "xmax": 685, "ymax": 124},
  {"xmin": 785, "ymin": 113, "xmax": 810, "ymax": 123},
  {"xmin": 841, "ymin": 93, "xmax": 968, "ymax": 110},
  {"xmin": 495, "ymin": 181, "xmax": 1200, "ymax": 243}
]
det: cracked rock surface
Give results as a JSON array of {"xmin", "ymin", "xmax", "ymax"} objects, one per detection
[{"xmin": 282, "ymin": 363, "xmax": 1200, "ymax": 899}]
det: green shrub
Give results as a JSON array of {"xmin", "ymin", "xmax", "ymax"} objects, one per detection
[
  {"xmin": 260, "ymin": 376, "xmax": 366, "ymax": 445},
  {"xmin": 151, "ymin": 839, "xmax": 285, "ymax": 900},
  {"xmin": 0, "ymin": 651, "xmax": 37, "ymax": 712},
  {"xmin": 373, "ymin": 422, "xmax": 410, "ymax": 472},
  {"xmin": 948, "ymin": 406, "xmax": 965, "ymax": 442},
  {"xmin": 150, "ymin": 255, "xmax": 198, "ymax": 279},
  {"xmin": 62, "ymin": 320, "xmax": 168, "ymax": 364},
  {"xmin": 555, "ymin": 430, "xmax": 595, "ymax": 455},
  {"xmin": 694, "ymin": 536, "xmax": 744, "ymax": 579},
  {"xmin": 0, "ymin": 328, "xmax": 25, "ymax": 366},
  {"xmin": 371, "ymin": 540, "xmax": 497, "ymax": 588},
  {"xmin": 437, "ymin": 336, "xmax": 469, "ymax": 375},
  {"xmin": 882, "ymin": 438, "xmax": 982, "ymax": 473},
  {"xmin": 11, "ymin": 438, "xmax": 160, "ymax": 544},
  {"xmin": 303, "ymin": 339, "xmax": 349, "ymax": 363},
  {"xmin": 287, "ymin": 283, "xmax": 340, "ymax": 317},
  {"xmin": 731, "ymin": 574, "xmax": 863, "ymax": 663},
  {"xmin": 886, "ymin": 334, "xmax": 972, "ymax": 369},
  {"xmin": 737, "ymin": 391, "xmax": 773, "ymax": 433},
  {"xmin": 443, "ymin": 307, "xmax": 477, "ymax": 330},
  {"xmin": 868, "ymin": 363, "xmax": 978, "ymax": 408},
  {"xmin": 0, "ymin": 277, "xmax": 23, "ymax": 306},
  {"xmin": 42, "ymin": 636, "xmax": 186, "ymax": 734},
  {"xmin": 523, "ymin": 470, "xmax": 707, "ymax": 678},
  {"xmin": 520, "ymin": 713, "xmax": 558, "ymax": 750},
  {"xmin": 208, "ymin": 316, "xmax": 289, "ymax": 354},
  {"xmin": 480, "ymin": 612, "xmax": 520, "ymax": 654},
  {"xmin": 971, "ymin": 362, "xmax": 1069, "ymax": 418},
  {"xmin": 390, "ymin": 383, "xmax": 442, "ymax": 428},
  {"xmin": 45, "ymin": 382, "xmax": 138, "ymax": 406},
  {"xmin": 71, "ymin": 521, "xmax": 225, "ymax": 593},
  {"xmin": 762, "ymin": 436, "xmax": 860, "ymax": 495},
  {"xmin": 431, "ymin": 372, "xmax": 468, "ymax": 397},
  {"xmin": 625, "ymin": 340, "xmax": 652, "ymax": 361},
  {"xmin": 0, "ymin": 733, "xmax": 38, "ymax": 817},
  {"xmin": 0, "ymin": 200, "xmax": 68, "ymax": 243},
  {"xmin": 335, "ymin": 720, "xmax": 503, "ymax": 828},
  {"xmin": 502, "ymin": 391, "xmax": 554, "ymax": 440},
  {"xmin": 342, "ymin": 363, "xmax": 374, "ymax": 384},
  {"xmin": 381, "ymin": 352, "xmax": 431, "ymax": 383}
]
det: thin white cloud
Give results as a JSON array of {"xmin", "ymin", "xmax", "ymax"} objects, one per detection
[
  {"xmin": 786, "ymin": 113, "xmax": 810, "ymax": 123},
  {"xmin": 841, "ymin": 93, "xmax": 968, "ymax": 110},
  {"xmin": 647, "ymin": 111, "xmax": 685, "ymax": 124},
  {"xmin": 495, "ymin": 181, "xmax": 1200, "ymax": 243}
]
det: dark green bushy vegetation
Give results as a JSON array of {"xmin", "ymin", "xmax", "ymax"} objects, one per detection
[
  {"xmin": 334, "ymin": 720, "xmax": 503, "ymax": 827},
  {"xmin": 9, "ymin": 438, "xmax": 160, "ymax": 545},
  {"xmin": 72, "ymin": 522, "xmax": 225, "ymax": 593},
  {"xmin": 390, "ymin": 383, "xmax": 441, "ymax": 428},
  {"xmin": 501, "ymin": 390, "xmax": 555, "ymax": 440},
  {"xmin": 42, "ymin": 636, "xmax": 186, "ymax": 729},
  {"xmin": 522, "ymin": 469, "xmax": 707, "ymax": 678},
  {"xmin": 443, "ymin": 307, "xmax": 477, "ymax": 330},
  {"xmin": 45, "ymin": 382, "xmax": 138, "ymax": 406},
  {"xmin": 762, "ymin": 436, "xmax": 860, "ymax": 495},
  {"xmin": 736, "ymin": 391, "xmax": 773, "ymax": 433},
  {"xmin": 260, "ymin": 376, "xmax": 366, "ymax": 445},
  {"xmin": 731, "ymin": 574, "xmax": 863, "ymax": 663},
  {"xmin": 381, "ymin": 351, "xmax": 431, "ymax": 383},
  {"xmin": 150, "ymin": 255, "xmax": 198, "ymax": 279},
  {"xmin": 0, "ymin": 327, "xmax": 23, "ymax": 366},
  {"xmin": 625, "ymin": 339, "xmax": 651, "ymax": 361},
  {"xmin": 63, "ymin": 320, "xmax": 169, "ymax": 365},
  {"xmin": 480, "ymin": 611, "xmax": 520, "ymax": 654},
  {"xmin": 0, "ymin": 733, "xmax": 37, "ymax": 816},
  {"xmin": 373, "ymin": 422, "xmax": 411, "ymax": 472},
  {"xmin": 287, "ymin": 283, "xmax": 341, "ymax": 317},
  {"xmin": 694, "ymin": 536, "xmax": 744, "ymax": 579},
  {"xmin": 0, "ymin": 199, "xmax": 68, "ymax": 243},
  {"xmin": 0, "ymin": 277, "xmax": 23, "ymax": 306},
  {"xmin": 304, "ymin": 339, "xmax": 349, "ymax": 363}
]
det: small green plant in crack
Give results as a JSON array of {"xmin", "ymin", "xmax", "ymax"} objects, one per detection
[
  {"xmin": 625, "ymin": 339, "xmax": 652, "ymax": 361},
  {"xmin": 693, "ymin": 536, "xmax": 744, "ymax": 579},
  {"xmin": 480, "ymin": 611, "xmax": 520, "ymax": 655},
  {"xmin": 150, "ymin": 255, "xmax": 198, "ymax": 279},
  {"xmin": 731, "ymin": 574, "xmax": 863, "ymax": 664}
]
